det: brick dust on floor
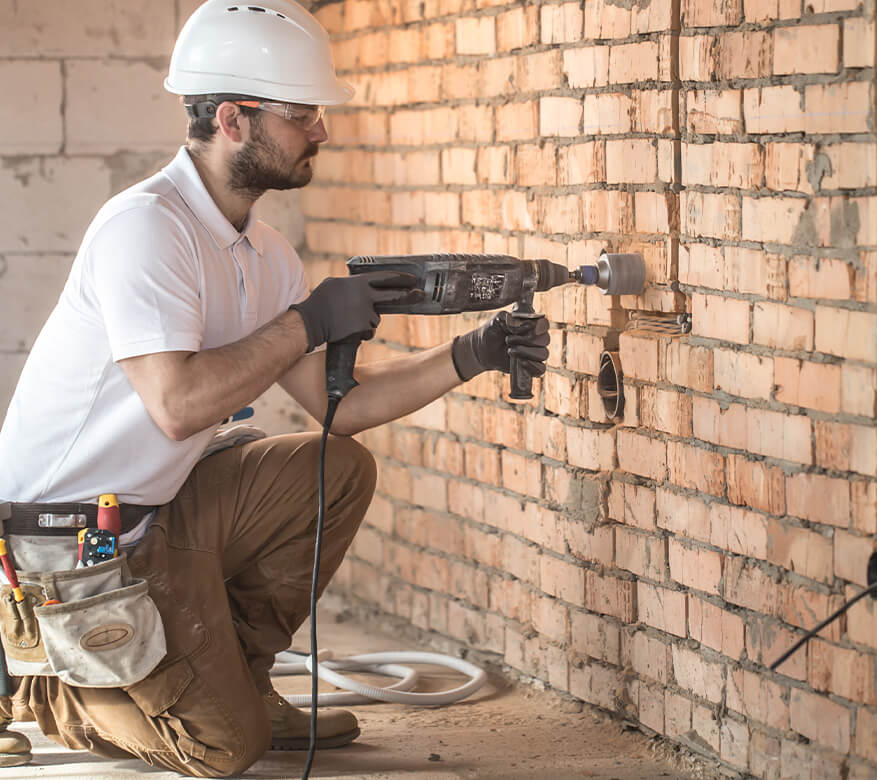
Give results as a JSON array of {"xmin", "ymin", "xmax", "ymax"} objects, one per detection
[{"xmin": 8, "ymin": 606, "xmax": 702, "ymax": 780}]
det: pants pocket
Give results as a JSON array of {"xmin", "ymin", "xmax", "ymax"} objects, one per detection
[{"xmin": 34, "ymin": 577, "xmax": 167, "ymax": 687}]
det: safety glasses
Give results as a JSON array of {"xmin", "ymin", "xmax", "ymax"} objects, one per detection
[{"xmin": 235, "ymin": 100, "xmax": 325, "ymax": 131}]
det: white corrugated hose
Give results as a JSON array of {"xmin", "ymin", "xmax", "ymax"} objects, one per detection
[{"xmin": 270, "ymin": 649, "xmax": 487, "ymax": 707}]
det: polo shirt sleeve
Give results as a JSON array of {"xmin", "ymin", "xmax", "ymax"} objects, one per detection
[{"xmin": 87, "ymin": 200, "xmax": 204, "ymax": 362}]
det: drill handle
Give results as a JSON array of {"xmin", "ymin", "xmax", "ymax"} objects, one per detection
[
  {"xmin": 508, "ymin": 301, "xmax": 538, "ymax": 401},
  {"xmin": 325, "ymin": 332, "xmax": 369, "ymax": 402}
]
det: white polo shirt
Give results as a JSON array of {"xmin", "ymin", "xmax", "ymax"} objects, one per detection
[{"xmin": 0, "ymin": 147, "xmax": 309, "ymax": 506}]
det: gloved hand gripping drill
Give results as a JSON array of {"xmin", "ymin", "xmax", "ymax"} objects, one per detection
[{"xmin": 315, "ymin": 252, "xmax": 647, "ymax": 402}]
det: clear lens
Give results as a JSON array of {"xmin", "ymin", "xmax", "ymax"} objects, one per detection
[{"xmin": 259, "ymin": 102, "xmax": 324, "ymax": 130}]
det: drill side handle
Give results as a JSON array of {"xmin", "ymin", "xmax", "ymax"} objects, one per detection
[{"xmin": 508, "ymin": 299, "xmax": 539, "ymax": 401}]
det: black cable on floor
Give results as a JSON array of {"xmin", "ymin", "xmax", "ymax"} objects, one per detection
[
  {"xmin": 301, "ymin": 396, "xmax": 340, "ymax": 780},
  {"xmin": 769, "ymin": 581, "xmax": 877, "ymax": 671}
]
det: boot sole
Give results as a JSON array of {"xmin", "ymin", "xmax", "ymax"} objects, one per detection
[
  {"xmin": 269, "ymin": 727, "xmax": 360, "ymax": 751},
  {"xmin": 0, "ymin": 752, "xmax": 32, "ymax": 767}
]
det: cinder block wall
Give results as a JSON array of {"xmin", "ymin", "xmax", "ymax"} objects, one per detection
[
  {"xmin": 0, "ymin": 0, "xmax": 307, "ymax": 429},
  {"xmin": 306, "ymin": 1, "xmax": 877, "ymax": 777}
]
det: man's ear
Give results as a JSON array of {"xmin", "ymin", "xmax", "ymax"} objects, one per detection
[{"xmin": 215, "ymin": 102, "xmax": 247, "ymax": 143}]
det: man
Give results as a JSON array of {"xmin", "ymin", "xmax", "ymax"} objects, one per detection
[{"xmin": 0, "ymin": 0, "xmax": 549, "ymax": 776}]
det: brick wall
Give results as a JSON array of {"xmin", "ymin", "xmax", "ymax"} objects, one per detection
[
  {"xmin": 0, "ymin": 0, "xmax": 307, "ymax": 428},
  {"xmin": 307, "ymin": 1, "xmax": 877, "ymax": 777}
]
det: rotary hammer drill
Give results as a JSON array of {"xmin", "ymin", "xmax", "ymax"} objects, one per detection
[{"xmin": 324, "ymin": 251, "xmax": 646, "ymax": 403}]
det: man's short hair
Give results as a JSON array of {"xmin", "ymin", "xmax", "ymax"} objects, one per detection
[{"xmin": 183, "ymin": 94, "xmax": 263, "ymax": 143}]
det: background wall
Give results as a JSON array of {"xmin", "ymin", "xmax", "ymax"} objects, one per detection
[
  {"xmin": 1, "ymin": 1, "xmax": 876, "ymax": 779},
  {"xmin": 0, "ymin": 0, "xmax": 307, "ymax": 428},
  {"xmin": 304, "ymin": 1, "xmax": 877, "ymax": 779}
]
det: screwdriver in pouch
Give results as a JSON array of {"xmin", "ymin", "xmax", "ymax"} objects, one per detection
[{"xmin": 0, "ymin": 540, "xmax": 24, "ymax": 603}]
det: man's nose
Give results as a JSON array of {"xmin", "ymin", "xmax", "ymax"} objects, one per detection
[{"xmin": 308, "ymin": 118, "xmax": 329, "ymax": 144}]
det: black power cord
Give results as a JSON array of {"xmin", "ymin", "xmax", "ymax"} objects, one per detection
[
  {"xmin": 301, "ymin": 395, "xmax": 340, "ymax": 780},
  {"xmin": 770, "ymin": 571, "xmax": 877, "ymax": 671}
]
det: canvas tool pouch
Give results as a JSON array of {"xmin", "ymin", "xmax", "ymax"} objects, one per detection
[{"xmin": 0, "ymin": 554, "xmax": 167, "ymax": 687}]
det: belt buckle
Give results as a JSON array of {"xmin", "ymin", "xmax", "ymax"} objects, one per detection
[{"xmin": 38, "ymin": 513, "xmax": 88, "ymax": 529}]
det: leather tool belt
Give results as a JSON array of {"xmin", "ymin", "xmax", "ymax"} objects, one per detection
[{"xmin": 3, "ymin": 502, "xmax": 157, "ymax": 537}]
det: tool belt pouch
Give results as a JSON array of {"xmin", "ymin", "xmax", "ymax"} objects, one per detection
[{"xmin": 0, "ymin": 555, "xmax": 167, "ymax": 687}]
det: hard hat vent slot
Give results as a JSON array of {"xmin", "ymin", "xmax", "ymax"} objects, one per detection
[
  {"xmin": 227, "ymin": 5, "xmax": 239, "ymax": 9},
  {"xmin": 248, "ymin": 6, "xmax": 266, "ymax": 11}
]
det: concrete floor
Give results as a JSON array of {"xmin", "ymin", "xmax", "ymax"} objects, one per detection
[{"xmin": 6, "ymin": 608, "xmax": 703, "ymax": 780}]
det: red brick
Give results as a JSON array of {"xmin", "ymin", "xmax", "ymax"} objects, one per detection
[
  {"xmin": 834, "ymin": 530, "xmax": 875, "ymax": 589},
  {"xmin": 672, "ymin": 644, "xmax": 725, "ymax": 703},
  {"xmin": 496, "ymin": 5, "xmax": 538, "ymax": 52},
  {"xmin": 723, "ymin": 557, "xmax": 780, "ymax": 617},
  {"xmin": 455, "ymin": 15, "xmax": 495, "ymax": 56},
  {"xmin": 687, "ymin": 89, "xmax": 743, "ymax": 134},
  {"xmin": 815, "ymin": 421, "xmax": 877, "ymax": 476},
  {"xmin": 540, "ymin": 555, "xmax": 585, "ymax": 606},
  {"xmin": 638, "ymin": 581, "xmax": 687, "ymax": 637},
  {"xmin": 790, "ymin": 688, "xmax": 851, "ymax": 753},
  {"xmin": 851, "ymin": 481, "xmax": 877, "ymax": 535},
  {"xmin": 448, "ymin": 479, "xmax": 485, "ymax": 522},
  {"xmin": 746, "ymin": 617, "xmax": 806, "ymax": 680},
  {"xmin": 689, "ymin": 596, "xmax": 745, "ymax": 660},
  {"xmin": 774, "ymin": 357, "xmax": 841, "ymax": 414},
  {"xmin": 682, "ymin": 0, "xmax": 742, "ymax": 26},
  {"xmin": 640, "ymin": 388, "xmax": 693, "ymax": 438},
  {"xmin": 789, "ymin": 256, "xmax": 854, "ymax": 300},
  {"xmin": 711, "ymin": 503, "xmax": 769, "ymax": 560},
  {"xmin": 774, "ymin": 24, "xmax": 839, "ymax": 75},
  {"xmin": 657, "ymin": 489, "xmax": 711, "ymax": 544},
  {"xmin": 714, "ymin": 349, "xmax": 773, "ymax": 400},
  {"xmin": 667, "ymin": 441, "xmax": 725, "ymax": 497},
  {"xmin": 616, "ymin": 527, "xmax": 667, "ymax": 581},
  {"xmin": 691, "ymin": 293, "xmax": 750, "ymax": 344},
  {"xmin": 765, "ymin": 518, "xmax": 833, "ymax": 584},
  {"xmin": 746, "ymin": 407, "xmax": 812, "ymax": 464},
  {"xmin": 565, "ymin": 426, "xmax": 615, "ymax": 472},
  {"xmin": 662, "ymin": 340, "xmax": 714, "ymax": 392},
  {"xmin": 608, "ymin": 40, "xmax": 659, "ymax": 84},
  {"xmin": 669, "ymin": 539, "xmax": 723, "ymax": 595},
  {"xmin": 540, "ymin": 96, "xmax": 582, "ymax": 137},
  {"xmin": 815, "ymin": 306, "xmax": 877, "ymax": 364},
  {"xmin": 752, "ymin": 302, "xmax": 814, "ymax": 351},
  {"xmin": 743, "ymin": 86, "xmax": 806, "ymax": 134},
  {"xmin": 541, "ymin": 2, "xmax": 584, "ymax": 44},
  {"xmin": 809, "ymin": 638, "xmax": 876, "ymax": 705},
  {"xmin": 842, "ymin": 365, "xmax": 877, "ymax": 418},
  {"xmin": 856, "ymin": 706, "xmax": 877, "ymax": 763},
  {"xmin": 803, "ymin": 82, "xmax": 872, "ymax": 134},
  {"xmin": 727, "ymin": 668, "xmax": 789, "ymax": 730},
  {"xmin": 584, "ymin": 0, "xmax": 631, "ymax": 39},
  {"xmin": 563, "ymin": 46, "xmax": 609, "ymax": 88},
  {"xmin": 585, "ymin": 570, "xmax": 636, "ymax": 622},
  {"xmin": 681, "ymin": 191, "xmax": 741, "ymax": 241},
  {"xmin": 583, "ymin": 92, "xmax": 632, "ymax": 135},
  {"xmin": 473, "ymin": 146, "xmax": 511, "ymax": 185},
  {"xmin": 558, "ymin": 141, "xmax": 605, "ymax": 185},
  {"xmin": 532, "ymin": 594, "xmax": 569, "ymax": 643},
  {"xmin": 618, "ymin": 430, "xmax": 667, "ymax": 482},
  {"xmin": 571, "ymin": 611, "xmax": 621, "ymax": 664},
  {"xmin": 844, "ymin": 18, "xmax": 876, "ymax": 68},
  {"xmin": 780, "ymin": 583, "xmax": 844, "ymax": 638},
  {"xmin": 785, "ymin": 472, "xmax": 849, "ymax": 528},
  {"xmin": 726, "ymin": 454, "xmax": 786, "ymax": 515},
  {"xmin": 495, "ymin": 101, "xmax": 538, "ymax": 142}
]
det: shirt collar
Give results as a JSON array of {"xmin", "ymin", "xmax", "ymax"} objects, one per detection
[{"xmin": 162, "ymin": 147, "xmax": 264, "ymax": 256}]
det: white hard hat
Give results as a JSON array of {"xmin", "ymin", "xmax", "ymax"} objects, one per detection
[{"xmin": 164, "ymin": 0, "xmax": 354, "ymax": 105}]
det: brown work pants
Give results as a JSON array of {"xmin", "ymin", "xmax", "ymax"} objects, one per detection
[{"xmin": 0, "ymin": 432, "xmax": 376, "ymax": 777}]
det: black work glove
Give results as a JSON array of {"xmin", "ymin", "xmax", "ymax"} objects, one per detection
[
  {"xmin": 289, "ymin": 272, "xmax": 424, "ymax": 351},
  {"xmin": 451, "ymin": 311, "xmax": 550, "ymax": 382}
]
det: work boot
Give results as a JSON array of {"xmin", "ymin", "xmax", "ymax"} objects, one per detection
[
  {"xmin": 0, "ymin": 718, "xmax": 31, "ymax": 767},
  {"xmin": 262, "ymin": 689, "xmax": 359, "ymax": 751}
]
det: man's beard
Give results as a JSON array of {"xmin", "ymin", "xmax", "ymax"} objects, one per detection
[{"xmin": 228, "ymin": 120, "xmax": 318, "ymax": 199}]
